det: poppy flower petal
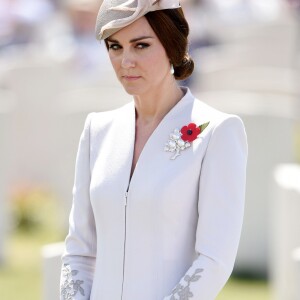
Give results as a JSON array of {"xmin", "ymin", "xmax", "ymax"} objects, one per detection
[{"xmin": 180, "ymin": 125, "xmax": 188, "ymax": 135}]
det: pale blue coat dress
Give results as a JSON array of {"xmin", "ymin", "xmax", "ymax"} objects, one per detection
[{"xmin": 60, "ymin": 87, "xmax": 248, "ymax": 300}]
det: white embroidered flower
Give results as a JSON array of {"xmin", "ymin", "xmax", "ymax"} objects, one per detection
[
  {"xmin": 61, "ymin": 264, "xmax": 85, "ymax": 300},
  {"xmin": 170, "ymin": 268, "xmax": 204, "ymax": 300}
]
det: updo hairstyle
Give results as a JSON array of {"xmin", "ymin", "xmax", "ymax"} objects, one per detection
[{"xmin": 145, "ymin": 7, "xmax": 194, "ymax": 80}]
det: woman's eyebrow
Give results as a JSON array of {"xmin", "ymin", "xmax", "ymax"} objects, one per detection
[
  {"xmin": 107, "ymin": 36, "xmax": 154, "ymax": 44},
  {"xmin": 129, "ymin": 36, "xmax": 154, "ymax": 43},
  {"xmin": 106, "ymin": 38, "xmax": 119, "ymax": 43}
]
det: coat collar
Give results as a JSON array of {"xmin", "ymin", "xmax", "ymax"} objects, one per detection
[{"xmin": 112, "ymin": 87, "xmax": 195, "ymax": 189}]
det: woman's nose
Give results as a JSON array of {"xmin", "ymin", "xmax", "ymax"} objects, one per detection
[{"xmin": 121, "ymin": 51, "xmax": 135, "ymax": 69}]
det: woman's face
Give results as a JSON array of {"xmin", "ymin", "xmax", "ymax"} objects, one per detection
[{"xmin": 106, "ymin": 16, "xmax": 172, "ymax": 96}]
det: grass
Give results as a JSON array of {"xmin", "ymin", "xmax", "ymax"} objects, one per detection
[
  {"xmin": 0, "ymin": 227, "xmax": 65, "ymax": 300},
  {"xmin": 217, "ymin": 276, "xmax": 270, "ymax": 300},
  {"xmin": 0, "ymin": 188, "xmax": 65, "ymax": 300}
]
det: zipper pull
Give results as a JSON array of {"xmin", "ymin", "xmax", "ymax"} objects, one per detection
[{"xmin": 124, "ymin": 192, "xmax": 128, "ymax": 206}]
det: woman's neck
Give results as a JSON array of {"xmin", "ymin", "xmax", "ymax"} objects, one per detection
[{"xmin": 133, "ymin": 81, "xmax": 184, "ymax": 126}]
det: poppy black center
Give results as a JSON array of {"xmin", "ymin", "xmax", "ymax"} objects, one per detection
[{"xmin": 187, "ymin": 129, "xmax": 193, "ymax": 135}]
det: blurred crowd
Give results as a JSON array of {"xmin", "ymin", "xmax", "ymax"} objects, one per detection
[
  {"xmin": 0, "ymin": 0, "xmax": 100, "ymax": 49},
  {"xmin": 0, "ymin": 0, "xmax": 106, "ymax": 83},
  {"xmin": 1, "ymin": 0, "xmax": 298, "ymax": 84}
]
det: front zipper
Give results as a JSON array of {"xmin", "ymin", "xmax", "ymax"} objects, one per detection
[{"xmin": 121, "ymin": 191, "xmax": 129, "ymax": 300}]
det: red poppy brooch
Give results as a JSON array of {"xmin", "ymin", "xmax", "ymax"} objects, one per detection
[{"xmin": 164, "ymin": 122, "xmax": 210, "ymax": 160}]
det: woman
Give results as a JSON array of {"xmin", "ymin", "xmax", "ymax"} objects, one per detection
[{"xmin": 60, "ymin": 0, "xmax": 248, "ymax": 299}]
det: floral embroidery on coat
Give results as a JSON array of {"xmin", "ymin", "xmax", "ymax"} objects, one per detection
[
  {"xmin": 61, "ymin": 264, "xmax": 85, "ymax": 300},
  {"xmin": 170, "ymin": 268, "xmax": 204, "ymax": 300}
]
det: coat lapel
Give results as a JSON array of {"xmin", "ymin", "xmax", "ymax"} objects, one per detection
[
  {"xmin": 98, "ymin": 87, "xmax": 197, "ymax": 194},
  {"xmin": 109, "ymin": 101, "xmax": 136, "ymax": 192},
  {"xmin": 127, "ymin": 87, "xmax": 195, "ymax": 190}
]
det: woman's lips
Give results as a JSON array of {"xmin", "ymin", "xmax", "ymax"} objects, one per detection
[{"xmin": 122, "ymin": 75, "xmax": 141, "ymax": 81}]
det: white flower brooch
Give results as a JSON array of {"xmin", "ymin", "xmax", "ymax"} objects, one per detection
[{"xmin": 164, "ymin": 122, "xmax": 209, "ymax": 160}]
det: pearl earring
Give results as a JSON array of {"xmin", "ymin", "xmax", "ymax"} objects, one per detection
[{"xmin": 170, "ymin": 64, "xmax": 174, "ymax": 75}]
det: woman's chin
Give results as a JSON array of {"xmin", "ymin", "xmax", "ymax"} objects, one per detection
[{"xmin": 121, "ymin": 84, "xmax": 144, "ymax": 96}]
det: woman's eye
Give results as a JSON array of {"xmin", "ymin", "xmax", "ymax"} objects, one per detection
[
  {"xmin": 136, "ymin": 43, "xmax": 150, "ymax": 49},
  {"xmin": 108, "ymin": 44, "xmax": 121, "ymax": 51}
]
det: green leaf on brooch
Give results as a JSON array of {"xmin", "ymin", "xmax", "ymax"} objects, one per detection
[{"xmin": 199, "ymin": 122, "xmax": 210, "ymax": 132}]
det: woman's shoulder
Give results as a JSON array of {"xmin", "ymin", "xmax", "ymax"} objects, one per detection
[
  {"xmin": 192, "ymin": 96, "xmax": 246, "ymax": 133},
  {"xmin": 183, "ymin": 87, "xmax": 244, "ymax": 129},
  {"xmin": 85, "ymin": 101, "xmax": 134, "ymax": 132},
  {"xmin": 188, "ymin": 93, "xmax": 247, "ymax": 151},
  {"xmin": 189, "ymin": 96, "xmax": 248, "ymax": 159}
]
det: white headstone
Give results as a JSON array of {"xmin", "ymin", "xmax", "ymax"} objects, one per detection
[
  {"xmin": 3, "ymin": 64, "xmax": 66, "ymax": 189},
  {"xmin": 270, "ymin": 164, "xmax": 300, "ymax": 300},
  {"xmin": 42, "ymin": 242, "xmax": 65, "ymax": 300}
]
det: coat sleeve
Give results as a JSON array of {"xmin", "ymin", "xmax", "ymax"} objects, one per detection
[
  {"xmin": 163, "ymin": 115, "xmax": 248, "ymax": 300},
  {"xmin": 60, "ymin": 113, "xmax": 96, "ymax": 300}
]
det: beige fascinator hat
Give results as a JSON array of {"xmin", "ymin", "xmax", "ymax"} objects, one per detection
[{"xmin": 95, "ymin": 0, "xmax": 181, "ymax": 40}]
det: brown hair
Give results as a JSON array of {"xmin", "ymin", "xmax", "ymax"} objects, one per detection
[{"xmin": 145, "ymin": 8, "xmax": 194, "ymax": 80}]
